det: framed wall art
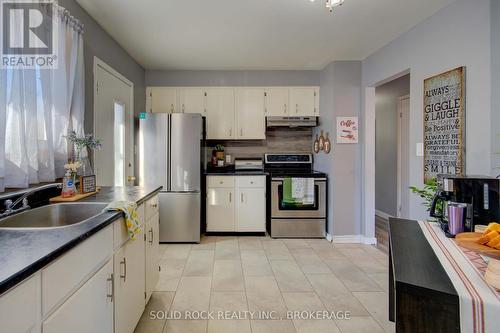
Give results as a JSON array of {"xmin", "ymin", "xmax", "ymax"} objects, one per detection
[{"xmin": 423, "ymin": 67, "xmax": 466, "ymax": 183}]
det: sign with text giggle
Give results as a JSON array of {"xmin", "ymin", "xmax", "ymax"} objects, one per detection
[{"xmin": 423, "ymin": 67, "xmax": 466, "ymax": 183}]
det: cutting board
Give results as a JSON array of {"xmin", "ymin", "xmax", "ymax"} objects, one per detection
[
  {"xmin": 49, "ymin": 187, "xmax": 100, "ymax": 203},
  {"xmin": 455, "ymin": 232, "xmax": 500, "ymax": 260}
]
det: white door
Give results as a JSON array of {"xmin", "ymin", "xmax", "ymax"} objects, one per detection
[
  {"xmin": 290, "ymin": 87, "xmax": 317, "ymax": 116},
  {"xmin": 42, "ymin": 260, "xmax": 113, "ymax": 333},
  {"xmin": 179, "ymin": 88, "xmax": 205, "ymax": 115},
  {"xmin": 265, "ymin": 88, "xmax": 289, "ymax": 116},
  {"xmin": 236, "ymin": 88, "xmax": 266, "ymax": 139},
  {"xmin": 397, "ymin": 96, "xmax": 410, "ymax": 218},
  {"xmin": 205, "ymin": 88, "xmax": 235, "ymax": 139},
  {"xmin": 150, "ymin": 87, "xmax": 177, "ymax": 113},
  {"xmin": 114, "ymin": 238, "xmax": 146, "ymax": 333},
  {"xmin": 206, "ymin": 188, "xmax": 235, "ymax": 231},
  {"xmin": 145, "ymin": 212, "xmax": 160, "ymax": 302},
  {"xmin": 236, "ymin": 188, "xmax": 266, "ymax": 232},
  {"xmin": 94, "ymin": 59, "xmax": 134, "ymax": 187}
]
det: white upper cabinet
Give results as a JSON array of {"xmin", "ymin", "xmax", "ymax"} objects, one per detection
[
  {"xmin": 289, "ymin": 87, "xmax": 318, "ymax": 116},
  {"xmin": 235, "ymin": 88, "xmax": 266, "ymax": 140},
  {"xmin": 205, "ymin": 88, "xmax": 235, "ymax": 140},
  {"xmin": 178, "ymin": 88, "xmax": 206, "ymax": 115},
  {"xmin": 265, "ymin": 87, "xmax": 289, "ymax": 116},
  {"xmin": 148, "ymin": 87, "xmax": 177, "ymax": 113}
]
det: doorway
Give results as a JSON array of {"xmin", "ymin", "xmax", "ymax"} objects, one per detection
[
  {"xmin": 374, "ymin": 74, "xmax": 410, "ymax": 252},
  {"xmin": 93, "ymin": 57, "xmax": 134, "ymax": 186}
]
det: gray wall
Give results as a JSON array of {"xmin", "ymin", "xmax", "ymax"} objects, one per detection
[
  {"xmin": 59, "ymin": 0, "xmax": 146, "ymax": 134},
  {"xmin": 146, "ymin": 70, "xmax": 320, "ymax": 86},
  {"xmin": 375, "ymin": 75, "xmax": 410, "ymax": 216},
  {"xmin": 363, "ymin": 0, "xmax": 492, "ymax": 220},
  {"xmin": 314, "ymin": 61, "xmax": 362, "ymax": 236},
  {"xmin": 492, "ymin": 0, "xmax": 500, "ymax": 176}
]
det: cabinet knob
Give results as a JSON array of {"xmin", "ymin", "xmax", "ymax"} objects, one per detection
[
  {"xmin": 171, "ymin": 104, "xmax": 174, "ymax": 112},
  {"xmin": 182, "ymin": 104, "xmax": 185, "ymax": 113},
  {"xmin": 106, "ymin": 274, "xmax": 114, "ymax": 302},
  {"xmin": 240, "ymin": 128, "xmax": 243, "ymax": 137},
  {"xmin": 120, "ymin": 258, "xmax": 127, "ymax": 282}
]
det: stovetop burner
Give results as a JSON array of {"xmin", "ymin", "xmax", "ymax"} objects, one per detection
[{"xmin": 264, "ymin": 153, "xmax": 327, "ymax": 178}]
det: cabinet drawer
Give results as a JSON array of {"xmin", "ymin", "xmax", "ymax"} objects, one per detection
[
  {"xmin": 207, "ymin": 176, "xmax": 235, "ymax": 188},
  {"xmin": 0, "ymin": 273, "xmax": 41, "ymax": 333},
  {"xmin": 145, "ymin": 195, "xmax": 159, "ymax": 221},
  {"xmin": 42, "ymin": 225, "xmax": 113, "ymax": 316},
  {"xmin": 114, "ymin": 204, "xmax": 145, "ymax": 249},
  {"xmin": 235, "ymin": 176, "xmax": 266, "ymax": 188}
]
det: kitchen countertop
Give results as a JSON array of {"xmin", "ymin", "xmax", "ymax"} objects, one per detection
[
  {"xmin": 0, "ymin": 185, "xmax": 162, "ymax": 295},
  {"xmin": 204, "ymin": 166, "xmax": 268, "ymax": 176}
]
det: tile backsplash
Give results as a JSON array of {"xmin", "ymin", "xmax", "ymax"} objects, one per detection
[{"xmin": 206, "ymin": 127, "xmax": 313, "ymax": 164}]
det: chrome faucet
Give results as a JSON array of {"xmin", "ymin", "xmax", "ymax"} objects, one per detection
[{"xmin": 1, "ymin": 183, "xmax": 62, "ymax": 218}]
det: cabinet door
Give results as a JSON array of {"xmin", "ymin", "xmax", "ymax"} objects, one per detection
[
  {"xmin": 205, "ymin": 88, "xmax": 235, "ymax": 139},
  {"xmin": 236, "ymin": 188, "xmax": 266, "ymax": 232},
  {"xmin": 265, "ymin": 88, "xmax": 289, "ymax": 116},
  {"xmin": 145, "ymin": 212, "xmax": 160, "ymax": 302},
  {"xmin": 289, "ymin": 87, "xmax": 317, "ymax": 116},
  {"xmin": 236, "ymin": 88, "xmax": 266, "ymax": 139},
  {"xmin": 150, "ymin": 87, "xmax": 177, "ymax": 113},
  {"xmin": 114, "ymin": 237, "xmax": 146, "ymax": 333},
  {"xmin": 206, "ymin": 188, "xmax": 235, "ymax": 231},
  {"xmin": 179, "ymin": 88, "xmax": 206, "ymax": 115},
  {"xmin": 0, "ymin": 273, "xmax": 41, "ymax": 333},
  {"xmin": 42, "ymin": 260, "xmax": 113, "ymax": 333}
]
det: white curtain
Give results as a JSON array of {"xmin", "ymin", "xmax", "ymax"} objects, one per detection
[{"xmin": 0, "ymin": 4, "xmax": 85, "ymax": 191}]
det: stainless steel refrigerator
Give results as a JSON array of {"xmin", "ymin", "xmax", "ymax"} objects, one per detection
[{"xmin": 139, "ymin": 113, "xmax": 203, "ymax": 243}]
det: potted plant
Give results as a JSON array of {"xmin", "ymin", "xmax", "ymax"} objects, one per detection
[
  {"xmin": 65, "ymin": 130, "xmax": 102, "ymax": 176},
  {"xmin": 214, "ymin": 144, "xmax": 225, "ymax": 164},
  {"xmin": 410, "ymin": 177, "xmax": 442, "ymax": 219}
]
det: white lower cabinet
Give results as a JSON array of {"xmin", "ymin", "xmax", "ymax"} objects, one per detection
[
  {"xmin": 145, "ymin": 211, "xmax": 160, "ymax": 302},
  {"xmin": 114, "ymin": 234, "xmax": 146, "ymax": 333},
  {"xmin": 236, "ymin": 188, "xmax": 266, "ymax": 232},
  {"xmin": 42, "ymin": 260, "xmax": 113, "ymax": 333},
  {"xmin": 0, "ymin": 195, "xmax": 160, "ymax": 333},
  {"xmin": 206, "ymin": 176, "xmax": 266, "ymax": 232},
  {"xmin": 206, "ymin": 187, "xmax": 235, "ymax": 232},
  {"xmin": 0, "ymin": 273, "xmax": 41, "ymax": 333}
]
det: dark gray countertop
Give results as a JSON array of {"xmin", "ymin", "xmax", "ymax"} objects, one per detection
[
  {"xmin": 0, "ymin": 185, "xmax": 162, "ymax": 295},
  {"xmin": 204, "ymin": 166, "xmax": 268, "ymax": 176}
]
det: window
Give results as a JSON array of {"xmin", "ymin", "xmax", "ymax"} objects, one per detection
[{"xmin": 113, "ymin": 102, "xmax": 125, "ymax": 187}]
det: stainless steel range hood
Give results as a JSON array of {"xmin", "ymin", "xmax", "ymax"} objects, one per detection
[{"xmin": 266, "ymin": 116, "xmax": 318, "ymax": 128}]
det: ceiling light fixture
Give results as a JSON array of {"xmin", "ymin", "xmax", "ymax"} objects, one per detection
[{"xmin": 325, "ymin": 0, "xmax": 344, "ymax": 12}]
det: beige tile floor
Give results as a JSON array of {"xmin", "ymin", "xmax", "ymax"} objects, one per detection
[{"xmin": 134, "ymin": 235, "xmax": 394, "ymax": 333}]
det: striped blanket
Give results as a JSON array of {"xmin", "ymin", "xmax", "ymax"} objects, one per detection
[{"xmin": 418, "ymin": 221, "xmax": 500, "ymax": 333}]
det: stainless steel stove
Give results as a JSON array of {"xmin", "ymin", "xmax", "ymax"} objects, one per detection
[{"xmin": 264, "ymin": 154, "xmax": 327, "ymax": 238}]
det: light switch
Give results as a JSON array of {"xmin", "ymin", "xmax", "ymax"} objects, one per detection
[{"xmin": 416, "ymin": 143, "xmax": 424, "ymax": 157}]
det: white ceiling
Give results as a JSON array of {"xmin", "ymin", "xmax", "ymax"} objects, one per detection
[{"xmin": 76, "ymin": 0, "xmax": 455, "ymax": 70}]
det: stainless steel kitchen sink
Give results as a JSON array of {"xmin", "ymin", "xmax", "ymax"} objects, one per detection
[{"xmin": 0, "ymin": 203, "xmax": 108, "ymax": 229}]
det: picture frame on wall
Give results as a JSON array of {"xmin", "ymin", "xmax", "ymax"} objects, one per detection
[
  {"xmin": 336, "ymin": 117, "xmax": 358, "ymax": 144},
  {"xmin": 423, "ymin": 66, "xmax": 466, "ymax": 184}
]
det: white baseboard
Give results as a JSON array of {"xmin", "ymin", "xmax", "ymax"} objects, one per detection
[
  {"xmin": 332, "ymin": 235, "xmax": 378, "ymax": 245},
  {"xmin": 375, "ymin": 209, "xmax": 392, "ymax": 221},
  {"xmin": 363, "ymin": 237, "xmax": 378, "ymax": 245}
]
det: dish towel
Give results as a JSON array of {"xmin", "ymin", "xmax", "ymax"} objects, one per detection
[
  {"xmin": 291, "ymin": 178, "xmax": 306, "ymax": 200},
  {"xmin": 418, "ymin": 221, "xmax": 500, "ymax": 333},
  {"xmin": 105, "ymin": 201, "xmax": 142, "ymax": 240},
  {"xmin": 302, "ymin": 178, "xmax": 315, "ymax": 205}
]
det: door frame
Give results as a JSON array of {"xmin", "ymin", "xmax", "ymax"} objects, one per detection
[
  {"xmin": 396, "ymin": 94, "xmax": 410, "ymax": 218},
  {"xmin": 93, "ymin": 56, "xmax": 134, "ymax": 185}
]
